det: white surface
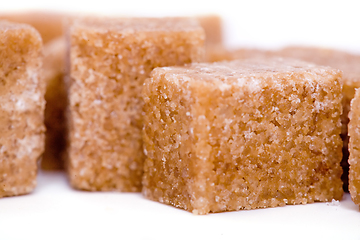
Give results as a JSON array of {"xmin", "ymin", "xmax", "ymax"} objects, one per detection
[{"xmin": 0, "ymin": 171, "xmax": 358, "ymax": 240}]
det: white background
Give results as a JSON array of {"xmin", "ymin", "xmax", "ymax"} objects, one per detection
[
  {"xmin": 1, "ymin": 1, "xmax": 360, "ymax": 239},
  {"xmin": 2, "ymin": 0, "xmax": 360, "ymax": 52},
  {"xmin": 0, "ymin": 172, "xmax": 359, "ymax": 240}
]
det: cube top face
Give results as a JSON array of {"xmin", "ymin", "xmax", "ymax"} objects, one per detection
[
  {"xmin": 72, "ymin": 17, "xmax": 204, "ymax": 34},
  {"xmin": 0, "ymin": 20, "xmax": 42, "ymax": 44},
  {"xmin": 280, "ymin": 46, "xmax": 360, "ymax": 87},
  {"xmin": 0, "ymin": 20, "xmax": 43, "ymax": 111},
  {"xmin": 0, "ymin": 21, "xmax": 44, "ymax": 197},
  {"xmin": 70, "ymin": 17, "xmax": 205, "ymax": 79},
  {"xmin": 143, "ymin": 59, "xmax": 343, "ymax": 214},
  {"xmin": 151, "ymin": 58, "xmax": 341, "ymax": 90},
  {"xmin": 68, "ymin": 17, "xmax": 205, "ymax": 192},
  {"xmin": 0, "ymin": 21, "xmax": 42, "ymax": 77}
]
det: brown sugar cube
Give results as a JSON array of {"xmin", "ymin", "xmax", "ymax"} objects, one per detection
[
  {"xmin": 196, "ymin": 15, "xmax": 226, "ymax": 63},
  {"xmin": 0, "ymin": 21, "xmax": 45, "ymax": 197},
  {"xmin": 42, "ymin": 37, "xmax": 67, "ymax": 170},
  {"xmin": 348, "ymin": 89, "xmax": 360, "ymax": 206},
  {"xmin": 0, "ymin": 11, "xmax": 65, "ymax": 43},
  {"xmin": 279, "ymin": 46, "xmax": 360, "ymax": 191},
  {"xmin": 67, "ymin": 17, "xmax": 205, "ymax": 192},
  {"xmin": 142, "ymin": 58, "xmax": 343, "ymax": 214},
  {"xmin": 205, "ymin": 47, "xmax": 275, "ymax": 63},
  {"xmin": 0, "ymin": 11, "xmax": 70, "ymax": 170},
  {"xmin": 204, "ymin": 44, "xmax": 232, "ymax": 62},
  {"xmin": 196, "ymin": 15, "xmax": 222, "ymax": 46},
  {"xmin": 231, "ymin": 48, "xmax": 277, "ymax": 60}
]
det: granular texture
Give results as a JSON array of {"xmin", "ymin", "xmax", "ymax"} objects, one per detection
[
  {"xmin": 0, "ymin": 21, "xmax": 45, "ymax": 197},
  {"xmin": 42, "ymin": 37, "xmax": 67, "ymax": 170},
  {"xmin": 142, "ymin": 58, "xmax": 343, "ymax": 214},
  {"xmin": 1, "ymin": 12, "xmax": 69, "ymax": 170},
  {"xmin": 279, "ymin": 46, "xmax": 360, "ymax": 191},
  {"xmin": 67, "ymin": 17, "xmax": 205, "ymax": 192},
  {"xmin": 348, "ymin": 89, "xmax": 360, "ymax": 206},
  {"xmin": 0, "ymin": 11, "xmax": 65, "ymax": 43}
]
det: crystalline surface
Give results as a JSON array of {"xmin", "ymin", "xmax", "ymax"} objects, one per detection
[
  {"xmin": 0, "ymin": 21, "xmax": 45, "ymax": 197},
  {"xmin": 348, "ymin": 89, "xmax": 360, "ymax": 206},
  {"xmin": 66, "ymin": 17, "xmax": 205, "ymax": 192},
  {"xmin": 1, "ymin": 12, "xmax": 68, "ymax": 170},
  {"xmin": 279, "ymin": 46, "xmax": 360, "ymax": 191},
  {"xmin": 142, "ymin": 58, "xmax": 343, "ymax": 214}
]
